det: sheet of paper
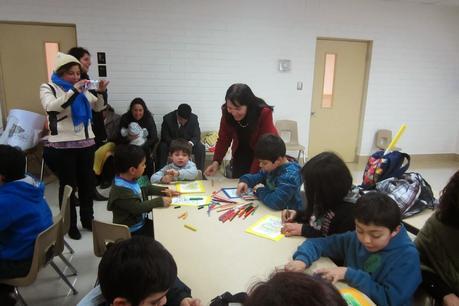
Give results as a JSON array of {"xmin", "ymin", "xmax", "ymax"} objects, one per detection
[
  {"xmin": 245, "ymin": 215, "xmax": 284, "ymax": 241},
  {"xmin": 176, "ymin": 181, "xmax": 206, "ymax": 193},
  {"xmin": 221, "ymin": 187, "xmax": 256, "ymax": 200},
  {"xmin": 222, "ymin": 187, "xmax": 239, "ymax": 198},
  {"xmin": 171, "ymin": 195, "xmax": 211, "ymax": 206}
]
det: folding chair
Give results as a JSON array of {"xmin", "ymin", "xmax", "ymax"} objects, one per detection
[
  {"xmin": 0, "ymin": 217, "xmax": 77, "ymax": 305},
  {"xmin": 275, "ymin": 120, "xmax": 305, "ymax": 165}
]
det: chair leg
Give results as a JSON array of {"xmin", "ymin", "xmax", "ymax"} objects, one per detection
[
  {"xmin": 14, "ymin": 287, "xmax": 27, "ymax": 306},
  {"xmin": 58, "ymin": 254, "xmax": 78, "ymax": 276},
  {"xmin": 50, "ymin": 261, "xmax": 78, "ymax": 295},
  {"xmin": 64, "ymin": 239, "xmax": 75, "ymax": 254},
  {"xmin": 40, "ymin": 156, "xmax": 45, "ymax": 181}
]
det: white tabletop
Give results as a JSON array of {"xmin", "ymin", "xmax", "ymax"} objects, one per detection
[
  {"xmin": 153, "ymin": 178, "xmax": 304, "ymax": 304},
  {"xmin": 153, "ymin": 178, "xmax": 374, "ymax": 305},
  {"xmin": 402, "ymin": 209, "xmax": 434, "ymax": 234}
]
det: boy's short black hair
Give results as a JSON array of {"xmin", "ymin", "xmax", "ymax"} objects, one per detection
[
  {"xmin": 0, "ymin": 145, "xmax": 26, "ymax": 183},
  {"xmin": 254, "ymin": 134, "xmax": 286, "ymax": 162},
  {"xmin": 114, "ymin": 144, "xmax": 146, "ymax": 174},
  {"xmin": 177, "ymin": 103, "xmax": 192, "ymax": 120},
  {"xmin": 169, "ymin": 138, "xmax": 191, "ymax": 156},
  {"xmin": 98, "ymin": 236, "xmax": 177, "ymax": 305},
  {"xmin": 354, "ymin": 192, "xmax": 401, "ymax": 231},
  {"xmin": 245, "ymin": 271, "xmax": 347, "ymax": 306}
]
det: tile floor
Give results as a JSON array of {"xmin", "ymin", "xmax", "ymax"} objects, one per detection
[{"xmin": 14, "ymin": 158, "xmax": 459, "ymax": 306}]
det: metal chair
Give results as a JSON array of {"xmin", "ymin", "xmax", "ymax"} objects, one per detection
[
  {"xmin": 0, "ymin": 216, "xmax": 76, "ymax": 305},
  {"xmin": 92, "ymin": 220, "xmax": 131, "ymax": 258},
  {"xmin": 275, "ymin": 120, "xmax": 305, "ymax": 165},
  {"xmin": 374, "ymin": 129, "xmax": 401, "ymax": 151},
  {"xmin": 51, "ymin": 185, "xmax": 78, "ymax": 293},
  {"xmin": 60, "ymin": 185, "xmax": 75, "ymax": 254}
]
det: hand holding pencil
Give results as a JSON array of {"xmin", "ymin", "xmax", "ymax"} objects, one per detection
[{"xmin": 281, "ymin": 209, "xmax": 297, "ymax": 223}]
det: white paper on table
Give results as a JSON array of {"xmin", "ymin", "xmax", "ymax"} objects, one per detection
[{"xmin": 171, "ymin": 195, "xmax": 211, "ymax": 206}]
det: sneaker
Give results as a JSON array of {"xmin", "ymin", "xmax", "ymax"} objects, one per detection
[{"xmin": 68, "ymin": 227, "xmax": 82, "ymax": 240}]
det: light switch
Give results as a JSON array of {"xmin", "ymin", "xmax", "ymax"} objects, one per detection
[
  {"xmin": 278, "ymin": 59, "xmax": 291, "ymax": 72},
  {"xmin": 297, "ymin": 81, "xmax": 303, "ymax": 90}
]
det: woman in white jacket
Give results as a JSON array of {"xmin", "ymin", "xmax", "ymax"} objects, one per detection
[{"xmin": 40, "ymin": 52, "xmax": 109, "ymax": 239}]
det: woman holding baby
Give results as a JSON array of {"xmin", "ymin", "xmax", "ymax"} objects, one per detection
[{"xmin": 118, "ymin": 97, "xmax": 159, "ymax": 177}]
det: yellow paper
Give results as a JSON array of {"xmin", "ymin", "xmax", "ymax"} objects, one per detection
[
  {"xmin": 339, "ymin": 288, "xmax": 374, "ymax": 306},
  {"xmin": 245, "ymin": 215, "xmax": 284, "ymax": 241},
  {"xmin": 176, "ymin": 180, "xmax": 206, "ymax": 193}
]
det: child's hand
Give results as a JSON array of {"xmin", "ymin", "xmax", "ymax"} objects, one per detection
[
  {"xmin": 237, "ymin": 182, "xmax": 248, "ymax": 195},
  {"xmin": 180, "ymin": 297, "xmax": 202, "ymax": 306},
  {"xmin": 161, "ymin": 188, "xmax": 180, "ymax": 197},
  {"xmin": 281, "ymin": 209, "xmax": 297, "ymax": 223},
  {"xmin": 281, "ymin": 223, "xmax": 302, "ymax": 237},
  {"xmin": 285, "ymin": 260, "xmax": 307, "ymax": 272},
  {"xmin": 166, "ymin": 169, "xmax": 179, "ymax": 177},
  {"xmin": 163, "ymin": 197, "xmax": 172, "ymax": 207},
  {"xmin": 161, "ymin": 174, "xmax": 174, "ymax": 184},
  {"xmin": 314, "ymin": 267, "xmax": 347, "ymax": 284}
]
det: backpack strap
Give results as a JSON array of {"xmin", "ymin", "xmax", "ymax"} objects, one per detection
[{"xmin": 47, "ymin": 83, "xmax": 57, "ymax": 98}]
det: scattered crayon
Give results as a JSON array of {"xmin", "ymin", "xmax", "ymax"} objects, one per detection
[{"xmin": 184, "ymin": 224, "xmax": 197, "ymax": 231}]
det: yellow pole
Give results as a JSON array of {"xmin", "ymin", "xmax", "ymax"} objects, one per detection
[{"xmin": 384, "ymin": 124, "xmax": 407, "ymax": 155}]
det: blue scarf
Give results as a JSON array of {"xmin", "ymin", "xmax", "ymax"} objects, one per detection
[{"xmin": 51, "ymin": 73, "xmax": 92, "ymax": 130}]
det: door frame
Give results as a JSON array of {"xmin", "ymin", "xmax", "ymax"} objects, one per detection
[
  {"xmin": 309, "ymin": 37, "xmax": 373, "ymax": 162},
  {"xmin": 0, "ymin": 21, "xmax": 77, "ymax": 125}
]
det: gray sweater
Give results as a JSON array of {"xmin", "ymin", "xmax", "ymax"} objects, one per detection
[{"xmin": 150, "ymin": 160, "xmax": 198, "ymax": 183}]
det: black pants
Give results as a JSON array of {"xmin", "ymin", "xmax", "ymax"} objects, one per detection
[
  {"xmin": 420, "ymin": 270, "xmax": 453, "ymax": 303},
  {"xmin": 158, "ymin": 141, "xmax": 206, "ymax": 171},
  {"xmin": 131, "ymin": 219, "xmax": 154, "ymax": 239},
  {"xmin": 48, "ymin": 146, "xmax": 95, "ymax": 228},
  {"xmin": 0, "ymin": 259, "xmax": 31, "ymax": 305}
]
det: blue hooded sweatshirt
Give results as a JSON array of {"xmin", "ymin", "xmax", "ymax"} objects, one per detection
[
  {"xmin": 293, "ymin": 226, "xmax": 421, "ymax": 306},
  {"xmin": 239, "ymin": 161, "xmax": 303, "ymax": 211},
  {"xmin": 0, "ymin": 176, "xmax": 53, "ymax": 260}
]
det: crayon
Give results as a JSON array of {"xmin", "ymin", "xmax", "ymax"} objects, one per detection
[
  {"xmin": 243, "ymin": 207, "xmax": 256, "ymax": 219},
  {"xmin": 174, "ymin": 206, "xmax": 181, "ymax": 209},
  {"xmin": 184, "ymin": 224, "xmax": 197, "ymax": 231}
]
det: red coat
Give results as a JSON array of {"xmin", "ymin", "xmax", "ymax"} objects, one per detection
[{"xmin": 213, "ymin": 107, "xmax": 278, "ymax": 173}]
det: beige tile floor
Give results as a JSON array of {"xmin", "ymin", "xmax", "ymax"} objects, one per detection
[{"xmin": 14, "ymin": 158, "xmax": 459, "ymax": 306}]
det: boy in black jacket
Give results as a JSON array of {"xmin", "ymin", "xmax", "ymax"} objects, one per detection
[{"xmin": 78, "ymin": 236, "xmax": 202, "ymax": 306}]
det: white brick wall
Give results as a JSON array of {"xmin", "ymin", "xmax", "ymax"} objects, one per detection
[{"xmin": 1, "ymin": 0, "xmax": 458, "ymax": 155}]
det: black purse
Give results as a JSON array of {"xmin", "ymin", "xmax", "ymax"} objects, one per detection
[{"xmin": 210, "ymin": 291, "xmax": 247, "ymax": 306}]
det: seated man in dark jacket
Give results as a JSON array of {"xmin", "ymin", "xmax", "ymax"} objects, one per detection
[{"xmin": 159, "ymin": 104, "xmax": 205, "ymax": 171}]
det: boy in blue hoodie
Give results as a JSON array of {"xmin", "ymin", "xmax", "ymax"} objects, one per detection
[
  {"xmin": 237, "ymin": 134, "xmax": 302, "ymax": 210},
  {"xmin": 285, "ymin": 192, "xmax": 421, "ymax": 306},
  {"xmin": 0, "ymin": 145, "xmax": 53, "ymax": 305}
]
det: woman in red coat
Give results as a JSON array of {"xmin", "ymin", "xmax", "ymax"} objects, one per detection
[{"xmin": 204, "ymin": 83, "xmax": 278, "ymax": 178}]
